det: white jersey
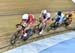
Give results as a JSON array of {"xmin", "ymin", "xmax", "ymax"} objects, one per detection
[{"xmin": 40, "ymin": 12, "xmax": 51, "ymax": 20}]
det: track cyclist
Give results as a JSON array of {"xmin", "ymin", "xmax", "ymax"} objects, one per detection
[
  {"xmin": 39, "ymin": 9, "xmax": 51, "ymax": 34},
  {"xmin": 53, "ymin": 11, "xmax": 65, "ymax": 27},
  {"xmin": 20, "ymin": 13, "xmax": 35, "ymax": 38}
]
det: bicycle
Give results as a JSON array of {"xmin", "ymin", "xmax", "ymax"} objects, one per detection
[
  {"xmin": 47, "ymin": 18, "xmax": 72, "ymax": 32},
  {"xmin": 10, "ymin": 24, "xmax": 33, "ymax": 45}
]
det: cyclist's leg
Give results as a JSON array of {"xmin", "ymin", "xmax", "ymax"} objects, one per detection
[
  {"xmin": 22, "ymin": 25, "xmax": 31, "ymax": 40},
  {"xmin": 39, "ymin": 20, "xmax": 47, "ymax": 34},
  {"xmin": 39, "ymin": 23, "xmax": 44, "ymax": 34},
  {"xmin": 23, "ymin": 24, "xmax": 30, "ymax": 37},
  {"xmin": 54, "ymin": 17, "xmax": 60, "ymax": 27}
]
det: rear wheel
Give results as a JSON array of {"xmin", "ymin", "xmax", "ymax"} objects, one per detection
[
  {"xmin": 47, "ymin": 26, "xmax": 52, "ymax": 32},
  {"xmin": 63, "ymin": 20, "xmax": 71, "ymax": 29},
  {"xmin": 23, "ymin": 29, "xmax": 33, "ymax": 41}
]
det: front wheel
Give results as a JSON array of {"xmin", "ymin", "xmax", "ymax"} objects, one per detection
[
  {"xmin": 47, "ymin": 26, "xmax": 52, "ymax": 32},
  {"xmin": 10, "ymin": 31, "xmax": 18, "ymax": 45},
  {"xmin": 33, "ymin": 24, "xmax": 39, "ymax": 34},
  {"xmin": 47, "ymin": 22, "xmax": 57, "ymax": 32}
]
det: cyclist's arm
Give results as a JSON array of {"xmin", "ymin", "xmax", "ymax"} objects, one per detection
[
  {"xmin": 43, "ymin": 13, "xmax": 51, "ymax": 22},
  {"xmin": 25, "ymin": 24, "xmax": 31, "ymax": 30}
]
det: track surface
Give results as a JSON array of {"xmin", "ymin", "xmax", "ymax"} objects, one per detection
[
  {"xmin": 0, "ymin": 0, "xmax": 75, "ymax": 14},
  {"xmin": 0, "ymin": 0, "xmax": 75, "ymax": 52}
]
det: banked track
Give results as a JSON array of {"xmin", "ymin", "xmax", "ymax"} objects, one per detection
[
  {"xmin": 0, "ymin": 0, "xmax": 75, "ymax": 52},
  {"xmin": 0, "ymin": 27, "xmax": 75, "ymax": 52}
]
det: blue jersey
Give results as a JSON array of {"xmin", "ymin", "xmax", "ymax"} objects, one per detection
[{"xmin": 55, "ymin": 13, "xmax": 65, "ymax": 23}]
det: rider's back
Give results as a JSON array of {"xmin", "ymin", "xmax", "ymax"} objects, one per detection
[{"xmin": 27, "ymin": 14, "xmax": 35, "ymax": 24}]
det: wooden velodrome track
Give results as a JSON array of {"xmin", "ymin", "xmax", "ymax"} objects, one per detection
[
  {"xmin": 0, "ymin": 0, "xmax": 75, "ymax": 52},
  {"xmin": 0, "ymin": 0, "xmax": 75, "ymax": 14}
]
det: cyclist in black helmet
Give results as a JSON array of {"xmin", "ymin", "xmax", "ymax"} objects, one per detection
[{"xmin": 54, "ymin": 11, "xmax": 65, "ymax": 26}]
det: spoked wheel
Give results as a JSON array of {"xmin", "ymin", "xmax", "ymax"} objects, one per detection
[
  {"xmin": 47, "ymin": 26, "xmax": 52, "ymax": 32},
  {"xmin": 63, "ymin": 20, "xmax": 71, "ymax": 29},
  {"xmin": 33, "ymin": 24, "xmax": 40, "ymax": 34},
  {"xmin": 10, "ymin": 24, "xmax": 23, "ymax": 45},
  {"xmin": 33, "ymin": 23, "xmax": 46, "ymax": 34},
  {"xmin": 47, "ymin": 22, "xmax": 57, "ymax": 32},
  {"xmin": 10, "ymin": 31, "xmax": 18, "ymax": 45},
  {"xmin": 47, "ymin": 22, "xmax": 60, "ymax": 32}
]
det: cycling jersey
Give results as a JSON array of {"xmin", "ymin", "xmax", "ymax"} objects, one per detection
[
  {"xmin": 55, "ymin": 13, "xmax": 65, "ymax": 23},
  {"xmin": 27, "ymin": 14, "xmax": 35, "ymax": 24},
  {"xmin": 40, "ymin": 12, "xmax": 51, "ymax": 20},
  {"xmin": 22, "ymin": 14, "xmax": 35, "ymax": 25}
]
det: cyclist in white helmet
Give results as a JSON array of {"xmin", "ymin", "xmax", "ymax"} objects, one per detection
[
  {"xmin": 21, "ymin": 14, "xmax": 28, "ymax": 27},
  {"xmin": 39, "ymin": 9, "xmax": 51, "ymax": 34},
  {"xmin": 21, "ymin": 13, "xmax": 35, "ymax": 37}
]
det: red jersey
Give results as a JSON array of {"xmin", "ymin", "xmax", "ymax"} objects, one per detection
[{"xmin": 26, "ymin": 14, "xmax": 35, "ymax": 24}]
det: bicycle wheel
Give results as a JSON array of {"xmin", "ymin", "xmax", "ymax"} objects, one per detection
[
  {"xmin": 22, "ymin": 29, "xmax": 33, "ymax": 41},
  {"xmin": 10, "ymin": 31, "xmax": 18, "ymax": 45},
  {"xmin": 33, "ymin": 24, "xmax": 39, "ymax": 34},
  {"xmin": 47, "ymin": 22, "xmax": 56, "ymax": 32}
]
